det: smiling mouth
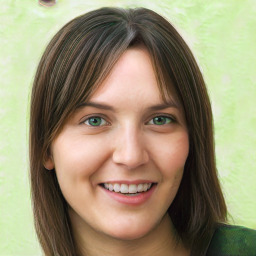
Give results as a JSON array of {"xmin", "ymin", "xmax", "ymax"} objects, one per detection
[{"xmin": 99, "ymin": 183, "xmax": 157, "ymax": 196}]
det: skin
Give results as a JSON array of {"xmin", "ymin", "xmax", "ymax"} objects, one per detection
[{"xmin": 45, "ymin": 47, "xmax": 190, "ymax": 256}]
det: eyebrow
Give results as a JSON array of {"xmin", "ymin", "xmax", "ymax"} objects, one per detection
[{"xmin": 76, "ymin": 101, "xmax": 179, "ymax": 112}]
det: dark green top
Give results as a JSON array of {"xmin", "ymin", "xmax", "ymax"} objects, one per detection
[{"xmin": 206, "ymin": 224, "xmax": 256, "ymax": 256}]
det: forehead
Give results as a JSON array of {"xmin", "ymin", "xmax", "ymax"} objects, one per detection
[{"xmin": 88, "ymin": 47, "xmax": 179, "ymax": 109}]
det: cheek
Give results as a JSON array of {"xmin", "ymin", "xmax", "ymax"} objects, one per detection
[
  {"xmin": 52, "ymin": 134, "xmax": 111, "ymax": 181},
  {"xmin": 151, "ymin": 133, "xmax": 189, "ymax": 208},
  {"xmin": 150, "ymin": 132, "xmax": 189, "ymax": 177}
]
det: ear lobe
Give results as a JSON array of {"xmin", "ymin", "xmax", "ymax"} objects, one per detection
[{"xmin": 44, "ymin": 156, "xmax": 55, "ymax": 170}]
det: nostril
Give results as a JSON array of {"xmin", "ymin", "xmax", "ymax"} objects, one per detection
[{"xmin": 38, "ymin": 0, "xmax": 57, "ymax": 7}]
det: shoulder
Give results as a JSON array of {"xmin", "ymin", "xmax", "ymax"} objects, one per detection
[{"xmin": 206, "ymin": 224, "xmax": 256, "ymax": 256}]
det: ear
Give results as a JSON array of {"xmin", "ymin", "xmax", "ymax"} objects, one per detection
[{"xmin": 43, "ymin": 155, "xmax": 55, "ymax": 170}]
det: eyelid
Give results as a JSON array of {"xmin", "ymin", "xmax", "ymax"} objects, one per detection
[
  {"xmin": 79, "ymin": 113, "xmax": 177, "ymax": 126},
  {"xmin": 146, "ymin": 113, "xmax": 176, "ymax": 124},
  {"xmin": 80, "ymin": 114, "xmax": 110, "ymax": 126}
]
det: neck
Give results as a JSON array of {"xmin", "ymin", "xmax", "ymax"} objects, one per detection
[{"xmin": 70, "ymin": 212, "xmax": 189, "ymax": 256}]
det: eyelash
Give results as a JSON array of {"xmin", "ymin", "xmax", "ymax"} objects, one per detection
[{"xmin": 81, "ymin": 114, "xmax": 176, "ymax": 127}]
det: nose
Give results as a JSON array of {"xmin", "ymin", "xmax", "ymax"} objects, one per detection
[{"xmin": 112, "ymin": 126, "xmax": 149, "ymax": 169}]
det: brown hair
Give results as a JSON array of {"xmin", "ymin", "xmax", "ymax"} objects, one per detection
[{"xmin": 30, "ymin": 7, "xmax": 227, "ymax": 256}]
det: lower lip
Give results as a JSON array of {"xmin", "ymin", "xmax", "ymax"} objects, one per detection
[{"xmin": 100, "ymin": 184, "xmax": 157, "ymax": 206}]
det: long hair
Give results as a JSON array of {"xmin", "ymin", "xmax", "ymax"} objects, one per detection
[{"xmin": 29, "ymin": 7, "xmax": 227, "ymax": 255}]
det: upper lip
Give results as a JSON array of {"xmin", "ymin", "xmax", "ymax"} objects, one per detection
[{"xmin": 99, "ymin": 180, "xmax": 156, "ymax": 185}]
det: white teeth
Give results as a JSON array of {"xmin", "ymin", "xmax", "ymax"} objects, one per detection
[
  {"xmin": 143, "ymin": 184, "xmax": 148, "ymax": 192},
  {"xmin": 120, "ymin": 184, "xmax": 129, "ymax": 193},
  {"xmin": 108, "ymin": 184, "xmax": 114, "ymax": 191},
  {"xmin": 137, "ymin": 184, "xmax": 144, "ymax": 192},
  {"xmin": 102, "ymin": 183, "xmax": 153, "ymax": 194},
  {"xmin": 128, "ymin": 184, "xmax": 137, "ymax": 193},
  {"xmin": 113, "ymin": 183, "xmax": 120, "ymax": 192}
]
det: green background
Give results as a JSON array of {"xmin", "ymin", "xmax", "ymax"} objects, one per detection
[{"xmin": 0, "ymin": 0, "xmax": 255, "ymax": 255}]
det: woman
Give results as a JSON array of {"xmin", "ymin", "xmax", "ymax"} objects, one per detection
[{"xmin": 29, "ymin": 7, "xmax": 256, "ymax": 256}]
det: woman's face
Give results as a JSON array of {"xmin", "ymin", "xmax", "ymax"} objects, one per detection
[{"xmin": 45, "ymin": 48, "xmax": 189, "ymax": 241}]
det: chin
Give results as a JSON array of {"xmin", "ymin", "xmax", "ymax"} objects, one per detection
[
  {"xmin": 104, "ymin": 222, "xmax": 154, "ymax": 241},
  {"xmin": 109, "ymin": 231, "xmax": 148, "ymax": 241}
]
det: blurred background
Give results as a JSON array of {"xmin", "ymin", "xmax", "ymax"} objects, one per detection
[{"xmin": 0, "ymin": 0, "xmax": 255, "ymax": 255}]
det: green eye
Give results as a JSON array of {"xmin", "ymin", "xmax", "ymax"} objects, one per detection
[
  {"xmin": 149, "ymin": 116, "xmax": 173, "ymax": 125},
  {"xmin": 84, "ymin": 117, "xmax": 107, "ymax": 126}
]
